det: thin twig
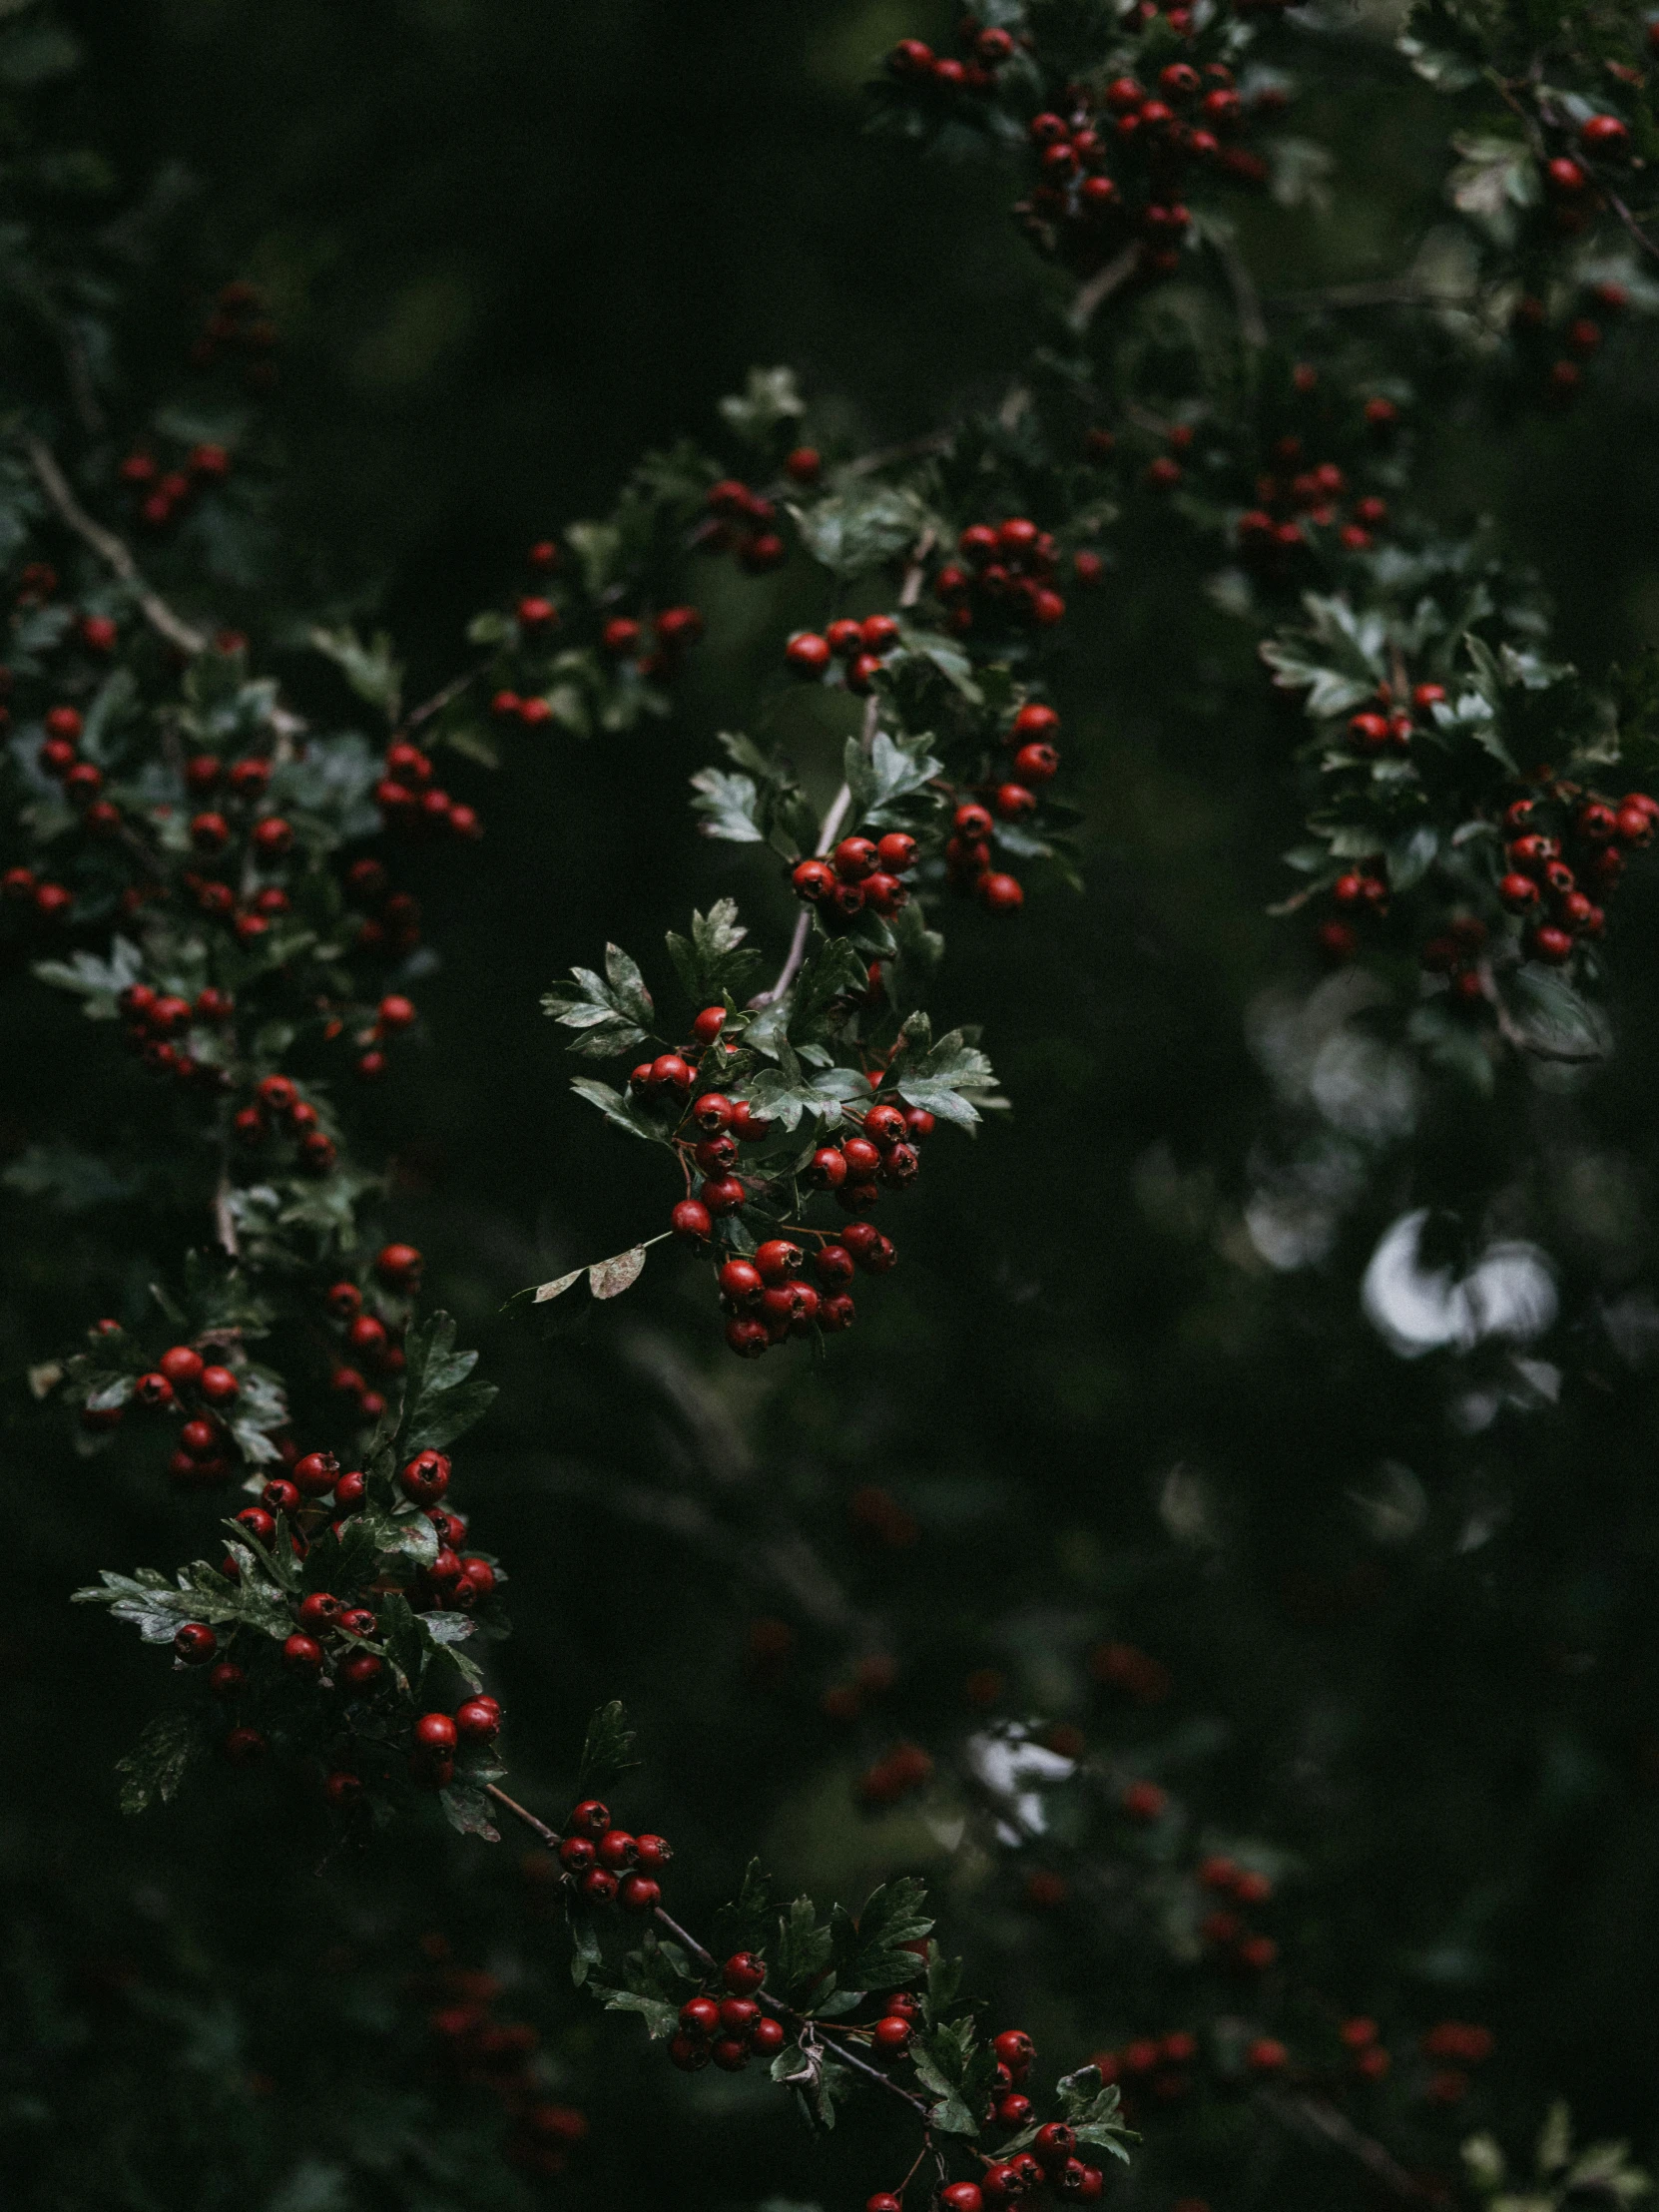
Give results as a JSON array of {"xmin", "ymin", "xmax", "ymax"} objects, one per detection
[
  {"xmin": 1210, "ymin": 233, "xmax": 1268, "ymax": 350},
  {"xmin": 1259, "ymin": 2088, "xmax": 1427, "ymax": 2201},
  {"xmin": 1068, "ymin": 243, "xmax": 1142, "ymax": 332},
  {"xmin": 213, "ymin": 1172, "xmax": 240, "ymax": 1261},
  {"xmin": 840, "ymin": 429, "xmax": 954, "ymax": 481},
  {"xmin": 402, "ymin": 663, "xmax": 485, "ymax": 733},
  {"xmin": 1601, "ymin": 186, "xmax": 1659, "ymax": 271},
  {"xmin": 486, "ymin": 1785, "xmax": 935, "ymax": 2124},
  {"xmin": 21, "ymin": 436, "xmax": 207, "ymax": 655}
]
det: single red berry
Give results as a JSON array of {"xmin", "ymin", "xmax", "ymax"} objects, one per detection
[
  {"xmin": 670, "ymin": 2032, "xmax": 710, "ymax": 2071},
  {"xmin": 979, "ymin": 872, "xmax": 1024, "ymax": 914},
  {"xmin": 691, "ymin": 1091, "xmax": 734, "ymax": 1133},
  {"xmin": 618, "ymin": 1874, "xmax": 661, "ymax": 1914},
  {"xmin": 751, "ymin": 2015, "xmax": 786, "ymax": 2056},
  {"xmin": 692, "ymin": 1006, "xmax": 727, "ymax": 1046},
  {"xmin": 701, "ymin": 1175, "xmax": 747, "ymax": 1217},
  {"xmin": 806, "ymin": 1146, "xmax": 848, "ymax": 1189},
  {"xmin": 414, "ymin": 1712, "xmax": 458, "ymax": 1755},
  {"xmin": 174, "ymin": 1622, "xmax": 218, "ymax": 1665},
  {"xmin": 208, "ymin": 1660, "xmax": 245, "ymax": 1698},
  {"xmin": 282, "ymin": 1631, "xmax": 323, "ymax": 1676},
  {"xmin": 723, "ymin": 1950, "xmax": 768, "ymax": 1994},
  {"xmin": 198, "ymin": 1365, "xmax": 240, "ymax": 1404},
  {"xmin": 993, "ymin": 2029, "xmax": 1034, "ymax": 2077},
  {"xmin": 876, "ymin": 831, "xmax": 917, "ymax": 872},
  {"xmin": 718, "ymin": 1258, "xmax": 765, "ymax": 1307},
  {"xmin": 793, "ymin": 858, "xmax": 834, "ymax": 902},
  {"xmin": 297, "ymin": 1591, "xmax": 343, "ymax": 1632},
  {"xmin": 134, "ymin": 1371, "xmax": 176, "ymax": 1411},
  {"xmin": 636, "ymin": 1832, "xmax": 673, "ymax": 1870},
  {"xmin": 711, "ymin": 2036, "xmax": 749, "ymax": 2071},
  {"xmin": 719, "ymin": 1995, "xmax": 761, "ymax": 2035},
  {"xmin": 833, "ymin": 836, "xmax": 878, "ymax": 881},
  {"xmin": 1012, "ymin": 742, "xmax": 1059, "ymax": 786},
  {"xmin": 755, "ymin": 1239, "xmax": 804, "ymax": 1284},
  {"xmin": 399, "ymin": 1449, "xmax": 451, "ymax": 1504},
  {"xmin": 1034, "ymin": 2124, "xmax": 1077, "ymax": 2169},
  {"xmin": 292, "ymin": 1450, "xmax": 339, "ymax": 1497},
  {"xmin": 566, "ymin": 1799, "xmax": 611, "ymax": 1838},
  {"xmin": 375, "ymin": 1242, "xmax": 423, "ymax": 1288},
  {"xmin": 872, "ymin": 2014, "xmax": 912, "ymax": 2055},
  {"xmin": 940, "ymin": 2187, "xmax": 984, "ymax": 2212},
  {"xmin": 672, "ymin": 1198, "xmax": 714, "ymax": 1246},
  {"xmin": 786, "ymin": 631, "xmax": 831, "ymax": 677},
  {"xmin": 582, "ymin": 1868, "xmax": 618, "ymax": 1905},
  {"xmin": 726, "ymin": 1316, "xmax": 770, "ymax": 1358}
]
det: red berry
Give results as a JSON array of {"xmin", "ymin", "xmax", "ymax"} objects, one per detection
[
  {"xmin": 719, "ymin": 1259, "xmax": 765, "ymax": 1307},
  {"xmin": 785, "ymin": 446, "xmax": 822, "ymax": 483},
  {"xmin": 173, "ymin": 1622, "xmax": 218, "ymax": 1665},
  {"xmin": 223, "ymin": 1727, "xmax": 268, "ymax": 1767},
  {"xmin": 636, "ymin": 1832, "xmax": 673, "ymax": 1869},
  {"xmin": 414, "ymin": 1712, "xmax": 458, "ymax": 1754},
  {"xmin": 618, "ymin": 1874, "xmax": 661, "ymax": 1914},
  {"xmin": 134, "ymin": 1371, "xmax": 175, "ymax": 1411},
  {"xmin": 297, "ymin": 1591, "xmax": 342, "ymax": 1632},
  {"xmin": 208, "ymin": 1661, "xmax": 245, "ymax": 1698},
  {"xmin": 282, "ymin": 1632, "xmax": 323, "ymax": 1676},
  {"xmin": 692, "ymin": 1006, "xmax": 727, "ymax": 1046},
  {"xmin": 755, "ymin": 1239, "xmax": 804, "ymax": 1283},
  {"xmin": 872, "ymin": 2014, "xmax": 912, "ymax": 2055},
  {"xmin": 1013, "ymin": 742, "xmax": 1058, "ymax": 785},
  {"xmin": 198, "ymin": 1365, "xmax": 239, "ymax": 1404},
  {"xmin": 807, "ymin": 1146, "xmax": 847, "ymax": 1189},
  {"xmin": 979, "ymin": 872, "xmax": 1023, "ymax": 915},
  {"xmin": 723, "ymin": 1950, "xmax": 767, "ymax": 1994},
  {"xmin": 711, "ymin": 2037, "xmax": 748, "ymax": 2071},
  {"xmin": 793, "ymin": 858, "xmax": 833, "ymax": 902},
  {"xmin": 672, "ymin": 1199, "xmax": 713, "ymax": 1246},
  {"xmin": 786, "ymin": 631, "xmax": 831, "ymax": 677},
  {"xmin": 375, "ymin": 1242, "xmax": 423, "ymax": 1289},
  {"xmin": 455, "ymin": 1698, "xmax": 500, "ymax": 1743},
  {"xmin": 876, "ymin": 831, "xmax": 917, "ymax": 872},
  {"xmin": 993, "ymin": 2029, "xmax": 1034, "ymax": 2077},
  {"xmin": 691, "ymin": 1091, "xmax": 734, "ymax": 1132},
  {"xmin": 940, "ymin": 2188, "xmax": 984, "ymax": 2212},
  {"xmin": 292, "ymin": 1450, "xmax": 339, "ymax": 1497},
  {"xmin": 726, "ymin": 1316, "xmax": 770, "ymax": 1359},
  {"xmin": 833, "ymin": 836, "xmax": 878, "ymax": 881},
  {"xmin": 670, "ymin": 2032, "xmax": 711, "ymax": 2071},
  {"xmin": 399, "ymin": 1449, "xmax": 451, "ymax": 1504}
]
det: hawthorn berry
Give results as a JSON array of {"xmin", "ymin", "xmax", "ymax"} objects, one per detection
[
  {"xmin": 399, "ymin": 1449, "xmax": 451, "ymax": 1504},
  {"xmin": 751, "ymin": 2015, "xmax": 786, "ymax": 2057},
  {"xmin": 672, "ymin": 1199, "xmax": 713, "ymax": 1246},
  {"xmin": 723, "ymin": 1950, "xmax": 767, "ymax": 1993},
  {"xmin": 669, "ymin": 2032, "xmax": 710, "ymax": 2071},
  {"xmin": 719, "ymin": 1259, "xmax": 765, "ymax": 1307},
  {"xmin": 787, "ymin": 632, "xmax": 831, "ymax": 677},
  {"xmin": 872, "ymin": 2014, "xmax": 912, "ymax": 2055},
  {"xmin": 174, "ymin": 1622, "xmax": 218, "ymax": 1665},
  {"xmin": 282, "ymin": 1632, "xmax": 323, "ymax": 1676},
  {"xmin": 198, "ymin": 1365, "xmax": 239, "ymax": 1404},
  {"xmin": 636, "ymin": 1832, "xmax": 672, "ymax": 1869},
  {"xmin": 297, "ymin": 1592, "xmax": 343, "ymax": 1631},
  {"xmin": 134, "ymin": 1372, "xmax": 175, "ymax": 1410},
  {"xmin": 292, "ymin": 1450, "xmax": 339, "ymax": 1497},
  {"xmin": 619, "ymin": 1874, "xmax": 661, "ymax": 1914},
  {"xmin": 939, "ymin": 2186, "xmax": 984, "ymax": 2212},
  {"xmin": 691, "ymin": 1091, "xmax": 734, "ymax": 1133},
  {"xmin": 208, "ymin": 1661, "xmax": 246, "ymax": 1698},
  {"xmin": 566, "ymin": 1799, "xmax": 611, "ymax": 1838},
  {"xmin": 993, "ymin": 2028, "xmax": 1034, "ymax": 2078},
  {"xmin": 223, "ymin": 1727, "xmax": 268, "ymax": 1766}
]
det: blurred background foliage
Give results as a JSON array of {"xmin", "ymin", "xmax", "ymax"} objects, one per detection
[{"xmin": 7, "ymin": 0, "xmax": 1659, "ymax": 2205}]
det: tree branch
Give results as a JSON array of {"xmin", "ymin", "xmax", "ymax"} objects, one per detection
[
  {"xmin": 1259, "ymin": 2088, "xmax": 1429, "ymax": 2201},
  {"xmin": 21, "ymin": 436, "xmax": 208, "ymax": 656},
  {"xmin": 485, "ymin": 1784, "xmax": 937, "ymax": 2124},
  {"xmin": 1068, "ymin": 243, "xmax": 1143, "ymax": 332},
  {"xmin": 751, "ymin": 523, "xmax": 933, "ymax": 1012}
]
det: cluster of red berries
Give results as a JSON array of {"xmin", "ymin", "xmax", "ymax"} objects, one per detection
[
  {"xmin": 1235, "ymin": 439, "xmax": 1391, "ymax": 560},
  {"xmin": 406, "ymin": 1696, "xmax": 502, "ymax": 1791},
  {"xmin": 1495, "ymin": 785, "xmax": 1654, "ymax": 966},
  {"xmin": 857, "ymin": 1740, "xmax": 934, "ymax": 1806},
  {"xmin": 1513, "ymin": 278, "xmax": 1630, "ymax": 402},
  {"xmin": 1, "ymin": 860, "xmax": 75, "ymax": 922},
  {"xmin": 1418, "ymin": 2018, "xmax": 1493, "ymax": 2104},
  {"xmin": 785, "ymin": 611, "xmax": 906, "ymax": 693},
  {"xmin": 371, "ymin": 735, "xmax": 480, "ymax": 841},
  {"xmin": 1318, "ymin": 866, "xmax": 1388, "ymax": 964},
  {"xmin": 668, "ymin": 1949, "xmax": 788, "ymax": 2073},
  {"xmin": 1195, "ymin": 1854, "xmax": 1277, "ymax": 1972},
  {"xmin": 791, "ymin": 828, "xmax": 916, "ymax": 922},
  {"xmin": 556, "ymin": 1797, "xmax": 672, "ymax": 1916},
  {"xmin": 1087, "ymin": 1639, "xmax": 1174, "ymax": 1703},
  {"xmin": 118, "ymin": 440, "xmax": 232, "ymax": 532},
  {"xmin": 1539, "ymin": 105, "xmax": 1636, "ymax": 241},
  {"xmin": 944, "ymin": 699, "xmax": 1066, "ymax": 914},
  {"xmin": 932, "ymin": 521, "xmax": 1070, "ymax": 638},
  {"xmin": 1090, "ymin": 2030, "xmax": 1199, "ymax": 2106},
  {"xmin": 188, "ymin": 277, "xmax": 279, "ymax": 387},
  {"xmin": 231, "ymin": 1070, "xmax": 337, "ymax": 1174},
  {"xmin": 423, "ymin": 1956, "xmax": 589, "ymax": 2180},
  {"xmin": 886, "ymin": 21, "xmax": 1023, "ymax": 98},
  {"xmin": 343, "ymin": 855, "xmax": 422, "ymax": 964},
  {"xmin": 1338, "ymin": 2015, "xmax": 1392, "ymax": 2084},
  {"xmin": 26, "ymin": 701, "xmax": 124, "ymax": 842},
  {"xmin": 708, "ymin": 1225, "xmax": 906, "ymax": 1356},
  {"xmin": 702, "ymin": 475, "xmax": 790, "ymax": 572},
  {"xmin": 588, "ymin": 601, "xmax": 705, "ymax": 682},
  {"xmin": 897, "ymin": 2031, "xmax": 1110, "ymax": 2208},
  {"xmin": 320, "ymin": 1241, "xmax": 423, "ymax": 1418},
  {"xmin": 82, "ymin": 1339, "xmax": 243, "ymax": 1485},
  {"xmin": 115, "ymin": 979, "xmax": 235, "ymax": 1088}
]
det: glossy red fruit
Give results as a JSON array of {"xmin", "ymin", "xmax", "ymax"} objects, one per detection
[
  {"xmin": 993, "ymin": 2028, "xmax": 1035, "ymax": 2077},
  {"xmin": 340, "ymin": 1650, "xmax": 385, "ymax": 1690},
  {"xmin": 863, "ymin": 1102, "xmax": 906, "ymax": 1147},
  {"xmin": 806, "ymin": 1146, "xmax": 848, "ymax": 1189},
  {"xmin": 793, "ymin": 858, "xmax": 833, "ymax": 902},
  {"xmin": 1034, "ymin": 2123, "xmax": 1077, "ymax": 2168},
  {"xmin": 672, "ymin": 1199, "xmax": 713, "ymax": 1246},
  {"xmin": 198, "ymin": 1365, "xmax": 240, "ymax": 1404},
  {"xmin": 691, "ymin": 1091, "xmax": 734, "ymax": 1132},
  {"xmin": 399, "ymin": 1449, "xmax": 451, "ymax": 1503},
  {"xmin": 711, "ymin": 2036, "xmax": 749, "ymax": 2071},
  {"xmin": 292, "ymin": 1449, "xmax": 339, "ymax": 1497},
  {"xmin": 414, "ymin": 1712, "xmax": 458, "ymax": 1755},
  {"xmin": 723, "ymin": 1950, "xmax": 768, "ymax": 1994},
  {"xmin": 872, "ymin": 2014, "xmax": 913, "ymax": 2055},
  {"xmin": 282, "ymin": 1632, "xmax": 323, "ymax": 1675},
  {"xmin": 1012, "ymin": 741, "xmax": 1058, "ymax": 785},
  {"xmin": 134, "ymin": 1371, "xmax": 175, "ymax": 1410},
  {"xmin": 174, "ymin": 1622, "xmax": 218, "ymax": 1665},
  {"xmin": 619, "ymin": 1874, "xmax": 661, "ymax": 1914},
  {"xmin": 455, "ymin": 1698, "xmax": 501, "ymax": 1743},
  {"xmin": 582, "ymin": 1868, "xmax": 618, "ymax": 1905},
  {"xmin": 751, "ymin": 2015, "xmax": 786, "ymax": 2056},
  {"xmin": 635, "ymin": 1832, "xmax": 673, "ymax": 1870},
  {"xmin": 727, "ymin": 1317, "xmax": 769, "ymax": 1358},
  {"xmin": 786, "ymin": 631, "xmax": 831, "ymax": 677},
  {"xmin": 876, "ymin": 831, "xmax": 917, "ymax": 871},
  {"xmin": 939, "ymin": 2187, "xmax": 984, "ymax": 2212},
  {"xmin": 670, "ymin": 2031, "xmax": 711, "ymax": 2071},
  {"xmin": 833, "ymin": 836, "xmax": 878, "ymax": 881},
  {"xmin": 701, "ymin": 1175, "xmax": 747, "ymax": 1217},
  {"xmin": 297, "ymin": 1591, "xmax": 342, "ymax": 1631},
  {"xmin": 979, "ymin": 872, "xmax": 1024, "ymax": 914},
  {"xmin": 719, "ymin": 1996, "xmax": 761, "ymax": 2035},
  {"xmin": 566, "ymin": 1797, "xmax": 612, "ymax": 1839},
  {"xmin": 718, "ymin": 1259, "xmax": 765, "ymax": 1308},
  {"xmin": 692, "ymin": 1006, "xmax": 727, "ymax": 1046},
  {"xmin": 207, "ymin": 1661, "xmax": 246, "ymax": 1698},
  {"xmin": 755, "ymin": 1239, "xmax": 804, "ymax": 1283}
]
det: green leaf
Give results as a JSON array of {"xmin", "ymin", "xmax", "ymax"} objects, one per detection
[
  {"xmin": 438, "ymin": 1777, "xmax": 501, "ymax": 1841},
  {"xmin": 690, "ymin": 766, "xmax": 765, "ymax": 843},
  {"xmin": 567, "ymin": 1076, "xmax": 667, "ymax": 1143},
  {"xmin": 775, "ymin": 1897, "xmax": 834, "ymax": 2002},
  {"xmin": 32, "ymin": 934, "xmax": 145, "ymax": 1013},
  {"xmin": 793, "ymin": 484, "xmax": 928, "ymax": 578},
  {"xmin": 893, "ymin": 1028, "xmax": 1001, "ymax": 1130},
  {"xmin": 838, "ymin": 1876, "xmax": 932, "ymax": 1990},
  {"xmin": 578, "ymin": 1699, "xmax": 640, "ymax": 1795},
  {"xmin": 593, "ymin": 1985, "xmax": 681, "ymax": 2040},
  {"xmin": 743, "ymin": 1039, "xmax": 859, "ymax": 1132},
  {"xmin": 911, "ymin": 2015, "xmax": 994, "ymax": 2137},
  {"xmin": 568, "ymin": 1899, "xmax": 603, "ymax": 1987},
  {"xmin": 844, "ymin": 726, "xmax": 944, "ymax": 831},
  {"xmin": 791, "ymin": 937, "xmax": 872, "ymax": 1042},
  {"xmin": 308, "ymin": 625, "xmax": 402, "ymax": 719},
  {"xmin": 543, "ymin": 952, "xmax": 657, "ymax": 1059},
  {"xmin": 116, "ymin": 1712, "xmax": 206, "ymax": 1817},
  {"xmin": 718, "ymin": 364, "xmax": 805, "ymax": 446},
  {"xmin": 399, "ymin": 1311, "xmax": 498, "ymax": 1452},
  {"xmin": 713, "ymin": 1860, "xmax": 778, "ymax": 1959},
  {"xmin": 665, "ymin": 898, "xmax": 764, "ymax": 1003},
  {"xmin": 1056, "ymin": 2066, "xmax": 1137, "ymax": 2160}
]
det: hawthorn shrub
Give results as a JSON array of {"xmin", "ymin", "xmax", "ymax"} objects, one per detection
[{"xmin": 6, "ymin": 1, "xmax": 1659, "ymax": 2208}]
